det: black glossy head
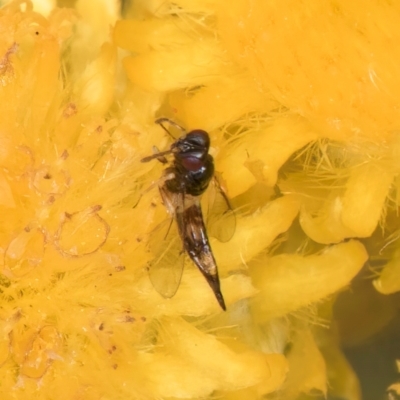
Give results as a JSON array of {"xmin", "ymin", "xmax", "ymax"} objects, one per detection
[{"xmin": 172, "ymin": 130, "xmax": 210, "ymax": 160}]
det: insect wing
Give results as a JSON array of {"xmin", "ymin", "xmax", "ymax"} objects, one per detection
[
  {"xmin": 146, "ymin": 217, "xmax": 184, "ymax": 298},
  {"xmin": 203, "ymin": 177, "xmax": 236, "ymax": 243}
]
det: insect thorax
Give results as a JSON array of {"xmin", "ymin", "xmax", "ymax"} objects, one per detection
[{"xmin": 166, "ymin": 155, "xmax": 214, "ymax": 197}]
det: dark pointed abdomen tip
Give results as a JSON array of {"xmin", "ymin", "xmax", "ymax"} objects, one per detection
[{"xmin": 218, "ymin": 295, "xmax": 227, "ymax": 311}]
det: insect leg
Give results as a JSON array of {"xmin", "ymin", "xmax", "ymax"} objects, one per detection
[
  {"xmin": 133, "ymin": 172, "xmax": 175, "ymax": 208},
  {"xmin": 155, "ymin": 118, "xmax": 187, "ymax": 139},
  {"xmin": 213, "ymin": 175, "xmax": 234, "ymax": 214}
]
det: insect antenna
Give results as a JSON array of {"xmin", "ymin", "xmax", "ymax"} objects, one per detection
[{"xmin": 141, "ymin": 148, "xmax": 174, "ymax": 163}]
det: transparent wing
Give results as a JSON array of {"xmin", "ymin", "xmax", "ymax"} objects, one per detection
[
  {"xmin": 146, "ymin": 217, "xmax": 185, "ymax": 298},
  {"xmin": 203, "ymin": 176, "xmax": 236, "ymax": 243}
]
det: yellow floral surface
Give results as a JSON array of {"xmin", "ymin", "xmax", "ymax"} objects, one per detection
[{"xmin": 0, "ymin": 0, "xmax": 399, "ymax": 399}]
